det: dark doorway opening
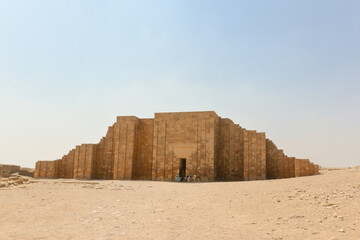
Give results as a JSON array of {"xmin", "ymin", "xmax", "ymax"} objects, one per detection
[{"xmin": 179, "ymin": 158, "xmax": 186, "ymax": 178}]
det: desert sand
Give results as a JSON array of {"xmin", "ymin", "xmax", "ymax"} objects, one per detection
[{"xmin": 0, "ymin": 167, "xmax": 359, "ymax": 240}]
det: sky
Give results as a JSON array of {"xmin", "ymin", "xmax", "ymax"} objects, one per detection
[{"xmin": 0, "ymin": 0, "xmax": 359, "ymax": 168}]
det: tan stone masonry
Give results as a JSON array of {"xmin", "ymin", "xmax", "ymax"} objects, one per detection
[{"xmin": 34, "ymin": 111, "xmax": 319, "ymax": 181}]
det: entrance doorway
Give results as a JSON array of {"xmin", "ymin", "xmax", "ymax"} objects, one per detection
[{"xmin": 179, "ymin": 158, "xmax": 186, "ymax": 178}]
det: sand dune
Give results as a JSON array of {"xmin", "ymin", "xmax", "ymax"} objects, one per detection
[{"xmin": 0, "ymin": 168, "xmax": 359, "ymax": 240}]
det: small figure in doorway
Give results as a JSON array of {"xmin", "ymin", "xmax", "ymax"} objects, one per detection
[
  {"xmin": 175, "ymin": 174, "xmax": 181, "ymax": 182},
  {"xmin": 193, "ymin": 174, "xmax": 197, "ymax": 182}
]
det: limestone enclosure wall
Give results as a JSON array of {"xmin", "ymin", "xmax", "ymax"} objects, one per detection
[
  {"xmin": 216, "ymin": 120, "xmax": 266, "ymax": 181},
  {"xmin": 152, "ymin": 112, "xmax": 218, "ymax": 181},
  {"xmin": 217, "ymin": 119, "xmax": 243, "ymax": 181},
  {"xmin": 0, "ymin": 164, "xmax": 20, "ymax": 174},
  {"xmin": 35, "ymin": 111, "xmax": 319, "ymax": 181},
  {"xmin": 266, "ymin": 140, "xmax": 319, "ymax": 180},
  {"xmin": 133, "ymin": 119, "xmax": 154, "ymax": 180},
  {"xmin": 243, "ymin": 130, "xmax": 266, "ymax": 181}
]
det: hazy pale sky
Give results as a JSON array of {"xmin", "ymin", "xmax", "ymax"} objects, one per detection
[{"xmin": 0, "ymin": 1, "xmax": 359, "ymax": 168}]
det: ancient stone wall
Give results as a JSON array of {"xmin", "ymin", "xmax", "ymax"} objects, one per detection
[
  {"xmin": 112, "ymin": 116, "xmax": 138, "ymax": 180},
  {"xmin": 288, "ymin": 157, "xmax": 296, "ymax": 178},
  {"xmin": 133, "ymin": 119, "xmax": 154, "ymax": 180},
  {"xmin": 295, "ymin": 158, "xmax": 301, "ymax": 177},
  {"xmin": 92, "ymin": 116, "xmax": 140, "ymax": 180},
  {"xmin": 34, "ymin": 111, "xmax": 320, "ymax": 181},
  {"xmin": 216, "ymin": 120, "xmax": 266, "ymax": 181},
  {"xmin": 265, "ymin": 139, "xmax": 277, "ymax": 179},
  {"xmin": 299, "ymin": 159, "xmax": 312, "ymax": 177},
  {"xmin": 0, "ymin": 164, "xmax": 20, "ymax": 174},
  {"xmin": 73, "ymin": 144, "xmax": 96, "ymax": 179},
  {"xmin": 152, "ymin": 112, "xmax": 218, "ymax": 181},
  {"xmin": 35, "ymin": 161, "xmax": 56, "ymax": 178},
  {"xmin": 217, "ymin": 119, "xmax": 244, "ymax": 181},
  {"xmin": 243, "ymin": 130, "xmax": 266, "ymax": 181},
  {"xmin": 95, "ymin": 134, "xmax": 113, "ymax": 179},
  {"xmin": 266, "ymin": 140, "xmax": 317, "ymax": 179},
  {"xmin": 314, "ymin": 164, "xmax": 320, "ymax": 175},
  {"xmin": 35, "ymin": 144, "xmax": 96, "ymax": 179}
]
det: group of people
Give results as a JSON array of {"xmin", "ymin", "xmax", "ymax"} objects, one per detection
[{"xmin": 175, "ymin": 174, "xmax": 197, "ymax": 182}]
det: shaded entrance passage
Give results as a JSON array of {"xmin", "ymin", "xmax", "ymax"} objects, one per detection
[{"xmin": 179, "ymin": 158, "xmax": 186, "ymax": 178}]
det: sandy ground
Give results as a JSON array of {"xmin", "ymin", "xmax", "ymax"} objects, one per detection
[{"xmin": 0, "ymin": 168, "xmax": 359, "ymax": 240}]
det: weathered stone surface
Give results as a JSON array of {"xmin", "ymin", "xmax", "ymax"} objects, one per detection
[
  {"xmin": 19, "ymin": 168, "xmax": 35, "ymax": 178},
  {"xmin": 34, "ymin": 111, "xmax": 319, "ymax": 181},
  {"xmin": 0, "ymin": 174, "xmax": 34, "ymax": 188},
  {"xmin": 1, "ymin": 170, "xmax": 10, "ymax": 178},
  {"xmin": 0, "ymin": 164, "xmax": 20, "ymax": 174}
]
